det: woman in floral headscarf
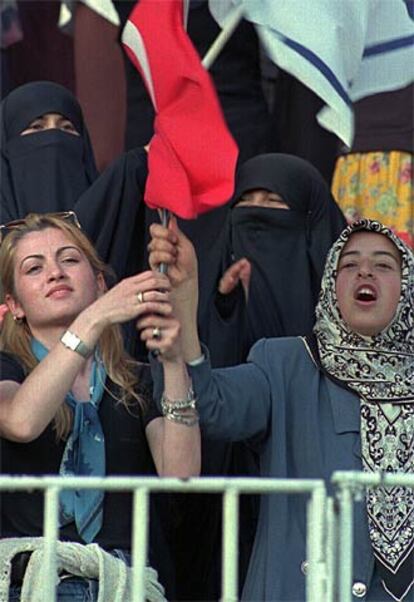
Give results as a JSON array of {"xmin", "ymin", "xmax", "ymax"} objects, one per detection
[
  {"xmin": 148, "ymin": 216, "xmax": 414, "ymax": 601},
  {"xmin": 313, "ymin": 220, "xmax": 414, "ymax": 600}
]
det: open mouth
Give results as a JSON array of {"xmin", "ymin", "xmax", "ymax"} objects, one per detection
[{"xmin": 354, "ymin": 285, "xmax": 377, "ymax": 303}]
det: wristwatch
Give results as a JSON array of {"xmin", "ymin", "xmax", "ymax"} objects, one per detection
[{"xmin": 60, "ymin": 330, "xmax": 92, "ymax": 358}]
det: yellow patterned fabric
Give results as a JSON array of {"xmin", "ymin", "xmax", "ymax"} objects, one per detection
[{"xmin": 332, "ymin": 151, "xmax": 413, "ymax": 248}]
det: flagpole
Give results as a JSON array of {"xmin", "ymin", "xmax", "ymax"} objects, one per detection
[
  {"xmin": 159, "ymin": 208, "xmax": 171, "ymax": 274},
  {"xmin": 201, "ymin": 5, "xmax": 244, "ymax": 69},
  {"xmin": 155, "ymin": 208, "xmax": 171, "ymax": 356}
]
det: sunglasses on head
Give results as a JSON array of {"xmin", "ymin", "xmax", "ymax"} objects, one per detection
[{"xmin": 0, "ymin": 211, "xmax": 81, "ymax": 244}]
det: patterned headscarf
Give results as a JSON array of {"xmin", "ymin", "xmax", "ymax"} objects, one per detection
[{"xmin": 314, "ymin": 219, "xmax": 414, "ymax": 600}]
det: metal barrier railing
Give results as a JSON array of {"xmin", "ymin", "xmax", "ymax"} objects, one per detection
[
  {"xmin": 332, "ymin": 471, "xmax": 414, "ymax": 602},
  {"xmin": 0, "ymin": 475, "xmax": 327, "ymax": 602},
  {"xmin": 0, "ymin": 472, "xmax": 412, "ymax": 601}
]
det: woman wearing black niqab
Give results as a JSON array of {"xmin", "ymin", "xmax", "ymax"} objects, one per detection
[
  {"xmin": 1, "ymin": 81, "xmax": 97, "ymax": 218},
  {"xmin": 204, "ymin": 152, "xmax": 347, "ymax": 367},
  {"xmin": 0, "ymin": 81, "xmax": 149, "ymax": 288}
]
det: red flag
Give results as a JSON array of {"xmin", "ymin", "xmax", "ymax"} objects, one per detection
[{"xmin": 121, "ymin": 0, "xmax": 238, "ymax": 219}]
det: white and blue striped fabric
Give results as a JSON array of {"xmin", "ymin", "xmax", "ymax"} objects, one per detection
[{"xmin": 209, "ymin": 0, "xmax": 414, "ymax": 147}]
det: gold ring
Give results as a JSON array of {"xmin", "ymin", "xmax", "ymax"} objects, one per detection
[
  {"xmin": 137, "ymin": 291, "xmax": 144, "ymax": 304},
  {"xmin": 152, "ymin": 327, "xmax": 161, "ymax": 340}
]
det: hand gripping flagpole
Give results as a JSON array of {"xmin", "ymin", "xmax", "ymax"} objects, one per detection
[{"xmin": 158, "ymin": 3, "xmax": 244, "ymax": 272}]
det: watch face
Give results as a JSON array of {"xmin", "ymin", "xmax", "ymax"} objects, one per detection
[
  {"xmin": 61, "ymin": 330, "xmax": 91, "ymax": 358},
  {"xmin": 62, "ymin": 330, "xmax": 80, "ymax": 350}
]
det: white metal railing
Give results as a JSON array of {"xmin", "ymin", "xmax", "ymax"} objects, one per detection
[
  {"xmin": 1, "ymin": 472, "xmax": 412, "ymax": 601},
  {"xmin": 332, "ymin": 471, "xmax": 414, "ymax": 602},
  {"xmin": 0, "ymin": 476, "xmax": 327, "ymax": 602}
]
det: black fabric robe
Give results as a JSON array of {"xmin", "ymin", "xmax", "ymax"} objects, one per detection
[{"xmin": 204, "ymin": 152, "xmax": 347, "ymax": 368}]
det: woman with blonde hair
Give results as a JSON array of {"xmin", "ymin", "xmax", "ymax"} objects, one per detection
[{"xmin": 0, "ymin": 212, "xmax": 200, "ymax": 601}]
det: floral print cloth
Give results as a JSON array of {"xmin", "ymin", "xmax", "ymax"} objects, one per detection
[
  {"xmin": 314, "ymin": 219, "xmax": 414, "ymax": 600},
  {"xmin": 332, "ymin": 151, "xmax": 413, "ymax": 249}
]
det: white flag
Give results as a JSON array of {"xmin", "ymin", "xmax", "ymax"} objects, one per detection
[{"xmin": 209, "ymin": 0, "xmax": 414, "ymax": 146}]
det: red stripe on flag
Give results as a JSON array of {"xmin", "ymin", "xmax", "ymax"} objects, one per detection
[{"xmin": 122, "ymin": 0, "xmax": 238, "ymax": 219}]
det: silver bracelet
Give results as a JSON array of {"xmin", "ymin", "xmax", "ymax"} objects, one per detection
[
  {"xmin": 161, "ymin": 387, "xmax": 196, "ymax": 414},
  {"xmin": 161, "ymin": 386, "xmax": 199, "ymax": 427},
  {"xmin": 165, "ymin": 410, "xmax": 199, "ymax": 427}
]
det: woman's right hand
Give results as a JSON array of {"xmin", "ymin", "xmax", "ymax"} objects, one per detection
[
  {"xmin": 148, "ymin": 217, "xmax": 202, "ymax": 363},
  {"xmin": 148, "ymin": 216, "xmax": 198, "ymax": 298},
  {"xmin": 137, "ymin": 312, "xmax": 182, "ymax": 363}
]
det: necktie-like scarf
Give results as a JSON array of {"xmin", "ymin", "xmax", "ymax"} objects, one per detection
[{"xmin": 31, "ymin": 338, "xmax": 106, "ymax": 543}]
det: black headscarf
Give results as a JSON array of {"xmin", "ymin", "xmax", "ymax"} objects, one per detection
[
  {"xmin": 0, "ymin": 81, "xmax": 149, "ymax": 274},
  {"xmin": 206, "ymin": 153, "xmax": 347, "ymax": 366},
  {"xmin": 1, "ymin": 81, "xmax": 98, "ymax": 219}
]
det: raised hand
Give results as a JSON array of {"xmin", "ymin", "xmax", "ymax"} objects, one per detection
[
  {"xmin": 81, "ymin": 270, "xmax": 172, "ymax": 331},
  {"xmin": 218, "ymin": 258, "xmax": 251, "ymax": 300},
  {"xmin": 137, "ymin": 312, "xmax": 182, "ymax": 362},
  {"xmin": 148, "ymin": 216, "xmax": 201, "ymax": 363},
  {"xmin": 148, "ymin": 216, "xmax": 198, "ymax": 294}
]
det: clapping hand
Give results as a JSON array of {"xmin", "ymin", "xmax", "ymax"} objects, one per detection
[{"xmin": 218, "ymin": 258, "xmax": 251, "ymax": 301}]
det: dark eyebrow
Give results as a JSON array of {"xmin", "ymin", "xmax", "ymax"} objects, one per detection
[
  {"xmin": 19, "ymin": 246, "xmax": 81, "ymax": 269},
  {"xmin": 56, "ymin": 116, "xmax": 73, "ymax": 124},
  {"xmin": 28, "ymin": 115, "xmax": 73, "ymax": 125},
  {"xmin": 373, "ymin": 251, "xmax": 400, "ymax": 264},
  {"xmin": 339, "ymin": 249, "xmax": 400, "ymax": 264}
]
